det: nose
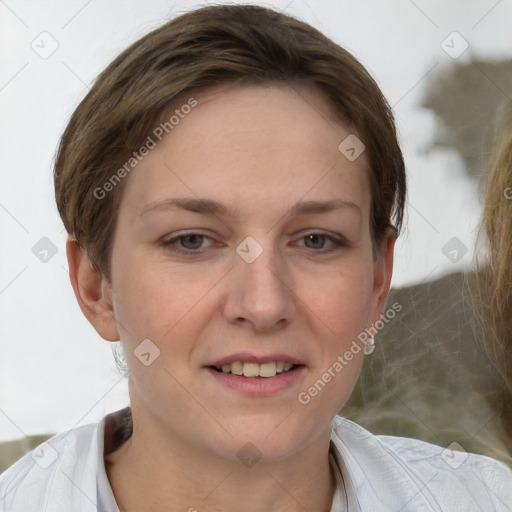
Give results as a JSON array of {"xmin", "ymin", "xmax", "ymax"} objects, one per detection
[{"xmin": 222, "ymin": 240, "xmax": 296, "ymax": 333}]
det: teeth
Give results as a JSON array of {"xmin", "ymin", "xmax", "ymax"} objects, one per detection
[
  {"xmin": 230, "ymin": 361, "xmax": 243, "ymax": 376},
  {"xmin": 259, "ymin": 361, "xmax": 276, "ymax": 377},
  {"xmin": 215, "ymin": 360, "xmax": 296, "ymax": 378},
  {"xmin": 243, "ymin": 363, "xmax": 259, "ymax": 377}
]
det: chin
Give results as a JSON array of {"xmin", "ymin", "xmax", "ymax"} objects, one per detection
[{"xmin": 203, "ymin": 410, "xmax": 323, "ymax": 463}]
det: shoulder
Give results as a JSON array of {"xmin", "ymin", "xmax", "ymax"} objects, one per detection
[
  {"xmin": 0, "ymin": 422, "xmax": 101, "ymax": 512},
  {"xmin": 331, "ymin": 415, "xmax": 512, "ymax": 511}
]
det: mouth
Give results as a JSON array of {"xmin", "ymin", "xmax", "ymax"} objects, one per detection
[
  {"xmin": 208, "ymin": 360, "xmax": 303, "ymax": 378},
  {"xmin": 204, "ymin": 353, "xmax": 307, "ymax": 395}
]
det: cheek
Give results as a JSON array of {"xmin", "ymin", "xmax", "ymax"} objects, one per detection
[
  {"xmin": 307, "ymin": 260, "xmax": 374, "ymax": 338},
  {"xmin": 298, "ymin": 266, "xmax": 372, "ymax": 413},
  {"xmin": 112, "ymin": 256, "xmax": 221, "ymax": 344}
]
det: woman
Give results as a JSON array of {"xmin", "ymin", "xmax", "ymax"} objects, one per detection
[{"xmin": 1, "ymin": 5, "xmax": 510, "ymax": 511}]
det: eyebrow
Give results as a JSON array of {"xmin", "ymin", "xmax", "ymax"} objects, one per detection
[{"xmin": 139, "ymin": 197, "xmax": 361, "ymax": 218}]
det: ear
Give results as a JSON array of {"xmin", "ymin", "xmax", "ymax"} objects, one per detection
[
  {"xmin": 370, "ymin": 227, "xmax": 396, "ymax": 324},
  {"xmin": 66, "ymin": 234, "xmax": 120, "ymax": 341}
]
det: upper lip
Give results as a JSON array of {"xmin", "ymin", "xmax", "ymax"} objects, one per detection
[{"xmin": 206, "ymin": 352, "xmax": 305, "ymax": 367}]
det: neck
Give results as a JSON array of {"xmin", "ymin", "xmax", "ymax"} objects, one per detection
[{"xmin": 105, "ymin": 409, "xmax": 336, "ymax": 512}]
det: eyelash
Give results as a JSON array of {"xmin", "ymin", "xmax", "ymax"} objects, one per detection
[{"xmin": 161, "ymin": 232, "xmax": 348, "ymax": 255}]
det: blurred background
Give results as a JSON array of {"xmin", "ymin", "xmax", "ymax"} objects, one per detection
[{"xmin": 1, "ymin": 0, "xmax": 511, "ymax": 470}]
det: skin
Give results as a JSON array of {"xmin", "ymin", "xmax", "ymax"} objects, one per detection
[{"xmin": 67, "ymin": 83, "xmax": 395, "ymax": 512}]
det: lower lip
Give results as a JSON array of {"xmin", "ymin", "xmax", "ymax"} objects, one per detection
[{"xmin": 204, "ymin": 366, "xmax": 306, "ymax": 396}]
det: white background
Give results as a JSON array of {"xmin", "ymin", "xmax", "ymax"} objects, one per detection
[{"xmin": 1, "ymin": 0, "xmax": 511, "ymax": 440}]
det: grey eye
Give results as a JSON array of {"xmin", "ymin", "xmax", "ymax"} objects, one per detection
[
  {"xmin": 179, "ymin": 234, "xmax": 205, "ymax": 249},
  {"xmin": 303, "ymin": 234, "xmax": 326, "ymax": 249}
]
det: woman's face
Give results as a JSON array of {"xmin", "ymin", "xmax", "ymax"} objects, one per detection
[{"xmin": 102, "ymin": 83, "xmax": 394, "ymax": 461}]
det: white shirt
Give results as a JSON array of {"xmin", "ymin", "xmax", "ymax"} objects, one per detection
[{"xmin": 1, "ymin": 408, "xmax": 511, "ymax": 511}]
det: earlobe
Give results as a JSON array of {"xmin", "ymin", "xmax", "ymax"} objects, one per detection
[{"xmin": 66, "ymin": 235, "xmax": 120, "ymax": 342}]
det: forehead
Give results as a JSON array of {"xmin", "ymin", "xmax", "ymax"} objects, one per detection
[{"xmin": 118, "ymin": 83, "xmax": 371, "ymax": 222}]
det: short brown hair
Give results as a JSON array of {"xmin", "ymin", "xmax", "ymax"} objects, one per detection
[{"xmin": 54, "ymin": 4, "xmax": 406, "ymax": 281}]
